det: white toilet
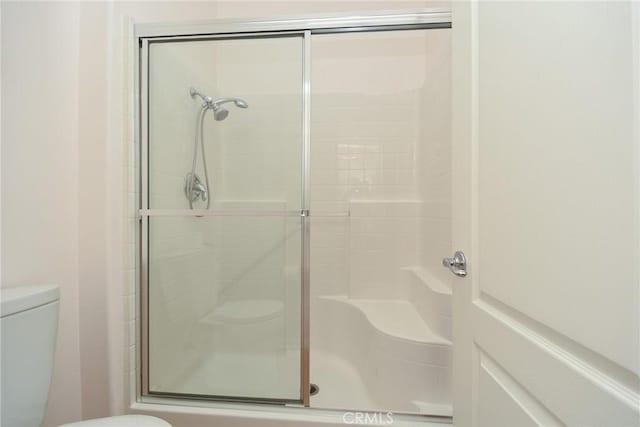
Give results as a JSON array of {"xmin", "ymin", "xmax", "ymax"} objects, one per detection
[{"xmin": 0, "ymin": 285, "xmax": 171, "ymax": 427}]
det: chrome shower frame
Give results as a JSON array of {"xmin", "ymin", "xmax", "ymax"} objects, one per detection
[{"xmin": 136, "ymin": 8, "xmax": 452, "ymax": 420}]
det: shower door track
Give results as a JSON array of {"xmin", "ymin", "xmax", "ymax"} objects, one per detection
[{"xmin": 136, "ymin": 8, "xmax": 452, "ymax": 415}]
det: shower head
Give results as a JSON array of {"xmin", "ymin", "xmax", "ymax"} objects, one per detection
[
  {"xmin": 210, "ymin": 97, "xmax": 248, "ymax": 121},
  {"xmin": 212, "ymin": 105, "xmax": 229, "ymax": 121}
]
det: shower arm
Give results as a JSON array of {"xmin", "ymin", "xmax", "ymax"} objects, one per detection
[{"xmin": 189, "ymin": 88, "xmax": 212, "ymax": 105}]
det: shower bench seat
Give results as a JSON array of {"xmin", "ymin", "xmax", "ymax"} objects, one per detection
[
  {"xmin": 322, "ymin": 296, "xmax": 450, "ymax": 346},
  {"xmin": 312, "ymin": 294, "xmax": 452, "ymax": 414}
]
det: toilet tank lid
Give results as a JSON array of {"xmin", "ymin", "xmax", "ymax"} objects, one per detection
[{"xmin": 1, "ymin": 285, "xmax": 60, "ymax": 318}]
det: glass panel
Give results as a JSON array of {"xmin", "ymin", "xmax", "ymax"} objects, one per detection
[
  {"xmin": 148, "ymin": 36, "xmax": 303, "ymax": 211},
  {"xmin": 146, "ymin": 35, "xmax": 304, "ymax": 402},
  {"xmin": 148, "ymin": 215, "xmax": 302, "ymax": 400},
  {"xmin": 309, "ymin": 29, "xmax": 452, "ymax": 415}
]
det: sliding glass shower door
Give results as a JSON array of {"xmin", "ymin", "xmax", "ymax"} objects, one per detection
[{"xmin": 142, "ymin": 34, "xmax": 305, "ymax": 402}]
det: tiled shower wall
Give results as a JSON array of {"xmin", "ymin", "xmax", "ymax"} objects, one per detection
[
  {"xmin": 417, "ymin": 29, "xmax": 453, "ymax": 288},
  {"xmin": 309, "ymin": 29, "xmax": 452, "ymax": 300}
]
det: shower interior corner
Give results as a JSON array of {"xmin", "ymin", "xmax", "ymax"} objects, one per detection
[{"xmin": 144, "ymin": 26, "xmax": 452, "ymax": 417}]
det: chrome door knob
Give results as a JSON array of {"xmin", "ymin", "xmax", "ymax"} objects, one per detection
[{"xmin": 442, "ymin": 251, "xmax": 467, "ymax": 277}]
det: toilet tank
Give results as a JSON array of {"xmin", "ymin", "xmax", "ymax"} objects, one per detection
[{"xmin": 1, "ymin": 285, "xmax": 60, "ymax": 427}]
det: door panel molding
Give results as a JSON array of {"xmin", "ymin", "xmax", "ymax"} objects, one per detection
[
  {"xmin": 477, "ymin": 292, "xmax": 640, "ymax": 394},
  {"xmin": 478, "ymin": 348, "xmax": 563, "ymax": 427},
  {"xmin": 473, "ymin": 300, "xmax": 640, "ymax": 425}
]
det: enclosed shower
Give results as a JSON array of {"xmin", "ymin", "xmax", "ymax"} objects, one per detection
[{"xmin": 138, "ymin": 11, "xmax": 452, "ymax": 420}]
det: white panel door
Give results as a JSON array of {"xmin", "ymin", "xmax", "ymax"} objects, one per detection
[{"xmin": 451, "ymin": 2, "xmax": 640, "ymax": 426}]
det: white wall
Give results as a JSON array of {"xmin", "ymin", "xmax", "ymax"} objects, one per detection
[
  {"xmin": 77, "ymin": 1, "xmax": 112, "ymax": 420},
  {"xmin": 1, "ymin": 2, "xmax": 84, "ymax": 425},
  {"xmin": 2, "ymin": 2, "xmax": 117, "ymax": 424}
]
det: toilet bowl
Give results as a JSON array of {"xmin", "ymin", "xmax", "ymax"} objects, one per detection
[
  {"xmin": 59, "ymin": 415, "xmax": 171, "ymax": 427},
  {"xmin": 0, "ymin": 285, "xmax": 171, "ymax": 427}
]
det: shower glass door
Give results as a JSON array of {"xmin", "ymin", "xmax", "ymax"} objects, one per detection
[{"xmin": 143, "ymin": 34, "xmax": 305, "ymax": 402}]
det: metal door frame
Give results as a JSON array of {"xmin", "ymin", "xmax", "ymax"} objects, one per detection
[{"xmin": 136, "ymin": 8, "xmax": 452, "ymax": 410}]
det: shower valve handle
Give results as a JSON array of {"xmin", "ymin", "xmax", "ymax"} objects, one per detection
[
  {"xmin": 193, "ymin": 182, "xmax": 208, "ymax": 202},
  {"xmin": 185, "ymin": 173, "xmax": 208, "ymax": 204}
]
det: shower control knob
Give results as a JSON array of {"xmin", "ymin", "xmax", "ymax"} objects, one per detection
[
  {"xmin": 184, "ymin": 173, "xmax": 208, "ymax": 204},
  {"xmin": 442, "ymin": 251, "xmax": 467, "ymax": 277}
]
